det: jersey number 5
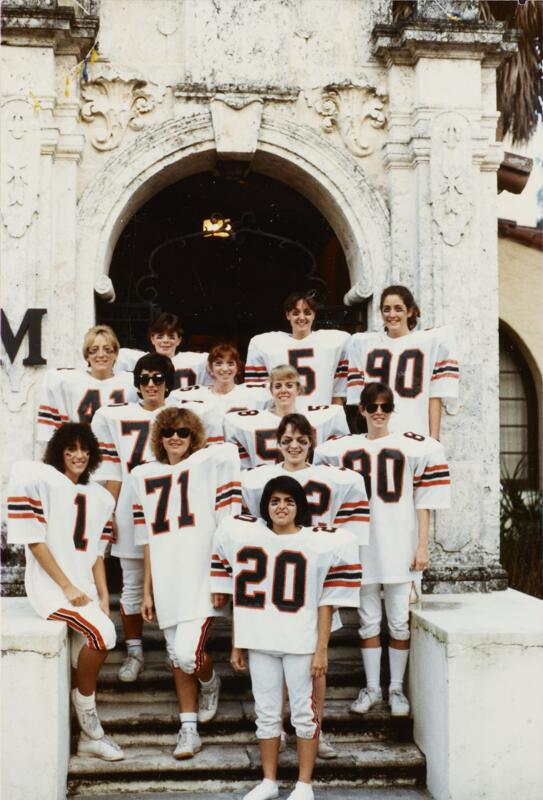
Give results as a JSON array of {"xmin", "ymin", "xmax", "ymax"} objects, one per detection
[
  {"xmin": 288, "ymin": 349, "xmax": 316, "ymax": 396},
  {"xmin": 235, "ymin": 547, "xmax": 307, "ymax": 613}
]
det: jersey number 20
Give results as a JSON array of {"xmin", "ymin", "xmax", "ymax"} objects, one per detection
[{"xmin": 235, "ymin": 547, "xmax": 307, "ymax": 613}]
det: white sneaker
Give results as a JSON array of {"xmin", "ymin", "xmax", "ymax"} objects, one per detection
[
  {"xmin": 118, "ymin": 653, "xmax": 144, "ymax": 682},
  {"xmin": 77, "ymin": 733, "xmax": 124, "ymax": 761},
  {"xmin": 243, "ymin": 780, "xmax": 279, "ymax": 800},
  {"xmin": 317, "ymin": 733, "xmax": 337, "ymax": 759},
  {"xmin": 173, "ymin": 727, "xmax": 202, "ymax": 759},
  {"xmin": 286, "ymin": 781, "xmax": 314, "ymax": 800},
  {"xmin": 71, "ymin": 690, "xmax": 104, "ymax": 740},
  {"xmin": 350, "ymin": 687, "xmax": 383, "ymax": 715},
  {"xmin": 198, "ymin": 675, "xmax": 221, "ymax": 723},
  {"xmin": 389, "ymin": 689, "xmax": 410, "ymax": 717}
]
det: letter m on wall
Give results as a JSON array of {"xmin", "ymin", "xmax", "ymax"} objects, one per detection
[{"xmin": 1, "ymin": 309, "xmax": 47, "ymax": 366}]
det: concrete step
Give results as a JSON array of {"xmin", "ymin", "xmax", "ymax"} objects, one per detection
[
  {"xmin": 98, "ymin": 658, "xmax": 375, "ymax": 696},
  {"xmin": 96, "ymin": 698, "xmax": 413, "ymax": 741},
  {"xmin": 68, "ymin": 741, "xmax": 426, "ymax": 796},
  {"xmin": 72, "ymin": 790, "xmax": 431, "ymax": 800}
]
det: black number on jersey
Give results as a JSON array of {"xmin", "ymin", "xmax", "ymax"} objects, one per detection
[
  {"xmin": 288, "ymin": 348, "xmax": 316, "ymax": 396},
  {"xmin": 377, "ymin": 449, "xmax": 405, "ymax": 502},
  {"xmin": 121, "ymin": 420, "xmax": 150, "ymax": 472},
  {"xmin": 77, "ymin": 388, "xmax": 126, "ymax": 423},
  {"xmin": 77, "ymin": 389, "xmax": 100, "ymax": 424},
  {"xmin": 144, "ymin": 472, "xmax": 195, "ymax": 535},
  {"xmin": 235, "ymin": 546, "xmax": 268, "ymax": 609},
  {"xmin": 255, "ymin": 429, "xmax": 280, "ymax": 462},
  {"xmin": 395, "ymin": 350, "xmax": 424, "ymax": 398},
  {"xmin": 306, "ymin": 405, "xmax": 329, "ymax": 411},
  {"xmin": 174, "ymin": 368, "xmax": 197, "ymax": 390},
  {"xmin": 342, "ymin": 449, "xmax": 372, "ymax": 499},
  {"xmin": 342, "ymin": 448, "xmax": 405, "ymax": 503},
  {"xmin": 235, "ymin": 547, "xmax": 307, "ymax": 613},
  {"xmin": 404, "ymin": 431, "xmax": 426, "ymax": 441},
  {"xmin": 73, "ymin": 493, "xmax": 88, "ymax": 551},
  {"xmin": 272, "ymin": 551, "xmax": 307, "ymax": 612},
  {"xmin": 365, "ymin": 349, "xmax": 392, "ymax": 386},
  {"xmin": 303, "ymin": 480, "xmax": 332, "ymax": 521},
  {"xmin": 366, "ymin": 348, "xmax": 424, "ymax": 399}
]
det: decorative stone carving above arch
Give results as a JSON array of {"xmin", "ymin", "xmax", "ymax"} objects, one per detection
[{"xmin": 76, "ymin": 111, "xmax": 390, "ymax": 333}]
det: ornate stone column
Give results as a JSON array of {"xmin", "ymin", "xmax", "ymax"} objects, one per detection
[{"xmin": 372, "ymin": 3, "xmax": 516, "ymax": 591}]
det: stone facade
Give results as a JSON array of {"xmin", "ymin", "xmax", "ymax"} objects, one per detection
[{"xmin": 1, "ymin": 0, "xmax": 517, "ymax": 592}]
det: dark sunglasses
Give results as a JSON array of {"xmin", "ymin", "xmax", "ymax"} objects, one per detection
[
  {"xmin": 161, "ymin": 427, "xmax": 191, "ymax": 439},
  {"xmin": 365, "ymin": 402, "xmax": 394, "ymax": 414},
  {"xmin": 138, "ymin": 373, "xmax": 166, "ymax": 386}
]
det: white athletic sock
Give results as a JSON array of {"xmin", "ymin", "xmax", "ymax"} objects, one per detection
[
  {"xmin": 361, "ymin": 646, "xmax": 381, "ymax": 691},
  {"xmin": 126, "ymin": 638, "xmax": 143, "ymax": 656},
  {"xmin": 73, "ymin": 688, "xmax": 96, "ymax": 708},
  {"xmin": 199, "ymin": 670, "xmax": 217, "ymax": 689},
  {"xmin": 180, "ymin": 712, "xmax": 198, "ymax": 732},
  {"xmin": 389, "ymin": 646, "xmax": 409, "ymax": 691},
  {"xmin": 290, "ymin": 781, "xmax": 314, "ymax": 799}
]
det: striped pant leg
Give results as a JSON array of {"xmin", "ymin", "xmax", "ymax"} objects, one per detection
[
  {"xmin": 173, "ymin": 616, "xmax": 214, "ymax": 674},
  {"xmin": 283, "ymin": 652, "xmax": 320, "ymax": 740},
  {"xmin": 49, "ymin": 602, "xmax": 116, "ymax": 664}
]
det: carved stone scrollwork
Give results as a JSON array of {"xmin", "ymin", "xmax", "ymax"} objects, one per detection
[
  {"xmin": 430, "ymin": 111, "xmax": 473, "ymax": 246},
  {"xmin": 303, "ymin": 80, "xmax": 387, "ymax": 158},
  {"xmin": 0, "ymin": 97, "xmax": 40, "ymax": 238},
  {"xmin": 80, "ymin": 64, "xmax": 165, "ymax": 152}
]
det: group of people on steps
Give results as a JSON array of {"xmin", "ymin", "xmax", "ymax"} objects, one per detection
[{"xmin": 8, "ymin": 286, "xmax": 457, "ymax": 800}]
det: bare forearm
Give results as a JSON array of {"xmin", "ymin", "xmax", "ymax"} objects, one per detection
[
  {"xmin": 105, "ymin": 480, "xmax": 122, "ymax": 504},
  {"xmin": 143, "ymin": 545, "xmax": 153, "ymax": 595},
  {"xmin": 429, "ymin": 398, "xmax": 442, "ymax": 440},
  {"xmin": 332, "ymin": 396, "xmax": 345, "ymax": 406},
  {"xmin": 417, "ymin": 509, "xmax": 430, "ymax": 548},
  {"xmin": 316, "ymin": 606, "xmax": 333, "ymax": 652}
]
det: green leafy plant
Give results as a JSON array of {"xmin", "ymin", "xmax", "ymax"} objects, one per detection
[{"xmin": 500, "ymin": 461, "xmax": 543, "ymax": 598}]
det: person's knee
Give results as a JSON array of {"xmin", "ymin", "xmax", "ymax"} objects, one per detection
[
  {"xmin": 101, "ymin": 616, "xmax": 117, "ymax": 651},
  {"xmin": 388, "ymin": 620, "xmax": 410, "ymax": 641},
  {"xmin": 255, "ymin": 710, "xmax": 282, "ymax": 739},
  {"xmin": 175, "ymin": 640, "xmax": 197, "ymax": 674},
  {"xmin": 358, "ymin": 619, "xmax": 381, "ymax": 639}
]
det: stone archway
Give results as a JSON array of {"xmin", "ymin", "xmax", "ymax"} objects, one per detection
[{"xmin": 76, "ymin": 111, "xmax": 390, "ymax": 337}]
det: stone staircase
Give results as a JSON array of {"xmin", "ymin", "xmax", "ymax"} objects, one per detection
[{"xmin": 68, "ymin": 608, "xmax": 426, "ymax": 796}]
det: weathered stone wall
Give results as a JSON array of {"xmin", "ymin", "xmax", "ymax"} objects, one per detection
[{"xmin": 1, "ymin": 0, "xmax": 515, "ymax": 592}]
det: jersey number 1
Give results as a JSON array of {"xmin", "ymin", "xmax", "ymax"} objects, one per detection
[{"xmin": 73, "ymin": 494, "xmax": 88, "ymax": 552}]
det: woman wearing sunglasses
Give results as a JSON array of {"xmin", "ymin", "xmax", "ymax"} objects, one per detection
[
  {"xmin": 314, "ymin": 382, "xmax": 451, "ymax": 718},
  {"xmin": 130, "ymin": 407, "xmax": 242, "ymax": 760},
  {"xmin": 91, "ymin": 353, "xmax": 174, "ymax": 683},
  {"xmin": 346, "ymin": 286, "xmax": 459, "ymax": 438}
]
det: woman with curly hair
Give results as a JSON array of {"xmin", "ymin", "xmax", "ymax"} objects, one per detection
[
  {"xmin": 130, "ymin": 407, "xmax": 242, "ymax": 760},
  {"xmin": 7, "ymin": 423, "xmax": 124, "ymax": 762}
]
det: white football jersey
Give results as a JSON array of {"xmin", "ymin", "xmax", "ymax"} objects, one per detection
[
  {"xmin": 245, "ymin": 329, "xmax": 350, "ymax": 404},
  {"xmin": 115, "ymin": 348, "xmax": 210, "ymax": 390},
  {"xmin": 242, "ymin": 463, "xmax": 370, "ymax": 544},
  {"xmin": 37, "ymin": 368, "xmax": 136, "ymax": 442},
  {"xmin": 91, "ymin": 402, "xmax": 168, "ymax": 559},
  {"xmin": 346, "ymin": 327, "xmax": 459, "ymax": 435},
  {"xmin": 130, "ymin": 443, "xmax": 242, "ymax": 628},
  {"xmin": 223, "ymin": 404, "xmax": 349, "ymax": 469},
  {"xmin": 169, "ymin": 383, "xmax": 269, "ymax": 417},
  {"xmin": 7, "ymin": 462, "xmax": 114, "ymax": 619},
  {"xmin": 314, "ymin": 432, "xmax": 451, "ymax": 584},
  {"xmin": 210, "ymin": 515, "xmax": 361, "ymax": 654}
]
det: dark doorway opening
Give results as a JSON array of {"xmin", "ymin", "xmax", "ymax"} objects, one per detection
[{"xmin": 97, "ymin": 170, "xmax": 366, "ymax": 356}]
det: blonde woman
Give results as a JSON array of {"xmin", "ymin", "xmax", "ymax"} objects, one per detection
[{"xmin": 37, "ymin": 324, "xmax": 135, "ymax": 441}]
